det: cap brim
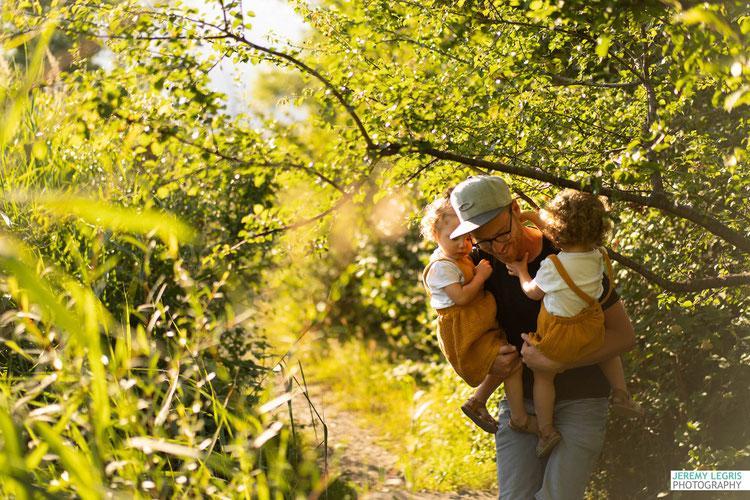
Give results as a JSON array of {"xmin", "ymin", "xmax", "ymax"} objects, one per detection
[{"xmin": 449, "ymin": 207, "xmax": 504, "ymax": 239}]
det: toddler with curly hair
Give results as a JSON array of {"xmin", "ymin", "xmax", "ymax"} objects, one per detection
[{"xmin": 506, "ymin": 189, "xmax": 643, "ymax": 458}]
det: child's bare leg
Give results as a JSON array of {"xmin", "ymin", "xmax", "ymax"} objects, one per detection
[
  {"xmin": 502, "ymin": 367, "xmax": 529, "ymax": 423},
  {"xmin": 600, "ymin": 356, "xmax": 644, "ymax": 417},
  {"xmin": 599, "ymin": 356, "xmax": 627, "ymax": 392},
  {"xmin": 533, "ymin": 369, "xmax": 561, "ymax": 457},
  {"xmin": 533, "ymin": 370, "xmax": 557, "ymax": 433},
  {"xmin": 472, "ymin": 374, "xmax": 502, "ymax": 404}
]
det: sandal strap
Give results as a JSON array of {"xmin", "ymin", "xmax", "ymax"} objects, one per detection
[
  {"xmin": 509, "ymin": 415, "xmax": 529, "ymax": 432},
  {"xmin": 464, "ymin": 396, "xmax": 482, "ymax": 411},
  {"xmin": 611, "ymin": 388, "xmax": 630, "ymax": 401},
  {"xmin": 538, "ymin": 424, "xmax": 558, "ymax": 438}
]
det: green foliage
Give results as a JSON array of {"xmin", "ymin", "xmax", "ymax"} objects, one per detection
[
  {"xmin": 0, "ymin": 0, "xmax": 748, "ymax": 497},
  {"xmin": 0, "ymin": 4, "xmax": 319, "ymax": 497}
]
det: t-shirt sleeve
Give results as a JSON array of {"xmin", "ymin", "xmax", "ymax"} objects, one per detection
[
  {"xmin": 530, "ymin": 257, "xmax": 565, "ymax": 293},
  {"xmin": 600, "ymin": 267, "xmax": 620, "ymax": 309},
  {"xmin": 425, "ymin": 260, "xmax": 463, "ymax": 290}
]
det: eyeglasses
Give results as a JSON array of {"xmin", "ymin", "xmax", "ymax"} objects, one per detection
[{"xmin": 472, "ymin": 214, "xmax": 513, "ymax": 251}]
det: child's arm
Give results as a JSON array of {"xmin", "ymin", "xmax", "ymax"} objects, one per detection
[
  {"xmin": 506, "ymin": 253, "xmax": 545, "ymax": 301},
  {"xmin": 520, "ymin": 210, "xmax": 545, "ymax": 231},
  {"xmin": 442, "ymin": 259, "xmax": 492, "ymax": 306}
]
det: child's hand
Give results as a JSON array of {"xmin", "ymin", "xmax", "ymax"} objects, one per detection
[
  {"xmin": 475, "ymin": 259, "xmax": 492, "ymax": 280},
  {"xmin": 519, "ymin": 210, "xmax": 537, "ymax": 223},
  {"xmin": 506, "ymin": 253, "xmax": 529, "ymax": 277},
  {"xmin": 520, "ymin": 210, "xmax": 544, "ymax": 230}
]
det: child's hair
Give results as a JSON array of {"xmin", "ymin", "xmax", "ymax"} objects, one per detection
[
  {"xmin": 420, "ymin": 188, "xmax": 457, "ymax": 242},
  {"xmin": 540, "ymin": 189, "xmax": 612, "ymax": 248}
]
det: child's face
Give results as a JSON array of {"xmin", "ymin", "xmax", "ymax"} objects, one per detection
[{"xmin": 435, "ymin": 216, "xmax": 473, "ymax": 260}]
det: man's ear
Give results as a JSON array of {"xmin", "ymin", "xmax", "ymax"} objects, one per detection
[{"xmin": 510, "ymin": 199, "xmax": 521, "ymax": 216}]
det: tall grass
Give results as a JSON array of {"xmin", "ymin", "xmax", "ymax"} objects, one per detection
[
  {"xmin": 0, "ymin": 24, "xmax": 321, "ymax": 499},
  {"xmin": 303, "ymin": 339, "xmax": 498, "ymax": 492}
]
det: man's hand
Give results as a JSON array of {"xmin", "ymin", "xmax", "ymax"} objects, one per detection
[
  {"xmin": 505, "ymin": 253, "xmax": 529, "ymax": 278},
  {"xmin": 475, "ymin": 259, "xmax": 492, "ymax": 281},
  {"xmin": 488, "ymin": 343, "xmax": 522, "ymax": 378},
  {"xmin": 520, "ymin": 333, "xmax": 565, "ymax": 373}
]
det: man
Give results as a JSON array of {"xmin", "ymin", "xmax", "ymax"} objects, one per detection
[{"xmin": 449, "ymin": 175, "xmax": 635, "ymax": 500}]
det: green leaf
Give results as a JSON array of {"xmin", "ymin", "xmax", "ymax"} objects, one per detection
[
  {"xmin": 3, "ymin": 341, "xmax": 33, "ymax": 361},
  {"xmin": 595, "ymin": 36, "xmax": 612, "ymax": 58},
  {"xmin": 36, "ymin": 195, "xmax": 195, "ymax": 245},
  {"xmin": 150, "ymin": 140, "xmax": 165, "ymax": 156},
  {"xmin": 676, "ymin": 7, "xmax": 739, "ymax": 41},
  {"xmin": 0, "ymin": 248, "xmax": 80, "ymax": 336},
  {"xmin": 0, "ymin": 402, "xmax": 32, "ymax": 500},
  {"xmin": 31, "ymin": 141, "xmax": 47, "ymax": 160}
]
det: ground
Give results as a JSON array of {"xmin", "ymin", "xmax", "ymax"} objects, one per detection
[{"xmin": 286, "ymin": 383, "xmax": 498, "ymax": 500}]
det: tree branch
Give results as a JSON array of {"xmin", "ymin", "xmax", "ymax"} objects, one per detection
[
  {"xmin": 411, "ymin": 145, "xmax": 750, "ymax": 254},
  {"xmin": 171, "ymin": 135, "xmax": 345, "ymax": 193},
  {"xmin": 373, "ymin": 27, "xmax": 472, "ymax": 65},
  {"xmin": 397, "ymin": 158, "xmax": 439, "ymax": 187},
  {"xmin": 229, "ymin": 180, "xmax": 364, "ymax": 252},
  {"xmin": 640, "ymin": 24, "xmax": 665, "ymax": 194},
  {"xmin": 71, "ymin": 6, "xmax": 376, "ymax": 151},
  {"xmin": 223, "ymin": 36, "xmax": 375, "ymax": 150},
  {"xmin": 607, "ymin": 247, "xmax": 750, "ymax": 292},
  {"xmin": 544, "ymin": 72, "xmax": 640, "ymax": 89}
]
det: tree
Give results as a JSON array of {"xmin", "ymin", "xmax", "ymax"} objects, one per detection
[
  {"xmin": 35, "ymin": 0, "xmax": 748, "ymax": 292},
  {"xmin": 1, "ymin": 0, "xmax": 748, "ymax": 497}
]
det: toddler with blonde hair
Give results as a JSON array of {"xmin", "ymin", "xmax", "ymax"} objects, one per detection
[{"xmin": 421, "ymin": 190, "xmax": 536, "ymax": 435}]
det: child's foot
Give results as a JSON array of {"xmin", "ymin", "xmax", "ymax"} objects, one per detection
[
  {"xmin": 611, "ymin": 388, "xmax": 644, "ymax": 418},
  {"xmin": 461, "ymin": 396, "xmax": 498, "ymax": 434},
  {"xmin": 508, "ymin": 413, "xmax": 538, "ymax": 435},
  {"xmin": 536, "ymin": 425, "xmax": 561, "ymax": 458}
]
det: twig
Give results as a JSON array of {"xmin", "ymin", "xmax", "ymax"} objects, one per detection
[{"xmin": 544, "ymin": 72, "xmax": 640, "ymax": 89}]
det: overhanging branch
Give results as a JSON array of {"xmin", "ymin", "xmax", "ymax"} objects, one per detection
[
  {"xmin": 607, "ymin": 248, "xmax": 750, "ymax": 292},
  {"xmin": 229, "ymin": 179, "xmax": 364, "ymax": 252},
  {"xmin": 413, "ymin": 145, "xmax": 750, "ymax": 254},
  {"xmin": 544, "ymin": 72, "xmax": 640, "ymax": 89}
]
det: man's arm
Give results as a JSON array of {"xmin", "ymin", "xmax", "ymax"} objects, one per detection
[
  {"xmin": 568, "ymin": 300, "xmax": 635, "ymax": 367},
  {"xmin": 520, "ymin": 300, "xmax": 635, "ymax": 372},
  {"xmin": 487, "ymin": 344, "xmax": 523, "ymax": 378}
]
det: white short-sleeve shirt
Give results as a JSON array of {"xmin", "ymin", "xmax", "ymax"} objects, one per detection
[
  {"xmin": 531, "ymin": 249, "xmax": 604, "ymax": 318},
  {"xmin": 424, "ymin": 249, "xmax": 464, "ymax": 309}
]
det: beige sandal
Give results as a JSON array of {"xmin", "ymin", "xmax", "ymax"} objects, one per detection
[
  {"xmin": 536, "ymin": 425, "xmax": 561, "ymax": 458},
  {"xmin": 611, "ymin": 388, "xmax": 644, "ymax": 418},
  {"xmin": 508, "ymin": 413, "xmax": 538, "ymax": 435},
  {"xmin": 461, "ymin": 397, "xmax": 498, "ymax": 434}
]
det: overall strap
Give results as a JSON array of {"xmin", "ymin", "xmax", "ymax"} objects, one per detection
[
  {"xmin": 547, "ymin": 254, "xmax": 596, "ymax": 305},
  {"xmin": 421, "ymin": 258, "xmax": 457, "ymax": 296},
  {"xmin": 547, "ymin": 248, "xmax": 614, "ymax": 306}
]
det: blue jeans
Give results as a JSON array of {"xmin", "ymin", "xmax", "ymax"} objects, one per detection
[{"xmin": 495, "ymin": 397, "xmax": 608, "ymax": 500}]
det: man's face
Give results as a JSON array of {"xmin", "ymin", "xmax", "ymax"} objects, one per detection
[{"xmin": 471, "ymin": 204, "xmax": 522, "ymax": 263}]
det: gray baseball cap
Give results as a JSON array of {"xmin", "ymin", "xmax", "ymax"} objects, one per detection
[{"xmin": 449, "ymin": 176, "xmax": 512, "ymax": 238}]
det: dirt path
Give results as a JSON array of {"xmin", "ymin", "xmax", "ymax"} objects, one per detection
[{"xmin": 286, "ymin": 384, "xmax": 497, "ymax": 500}]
